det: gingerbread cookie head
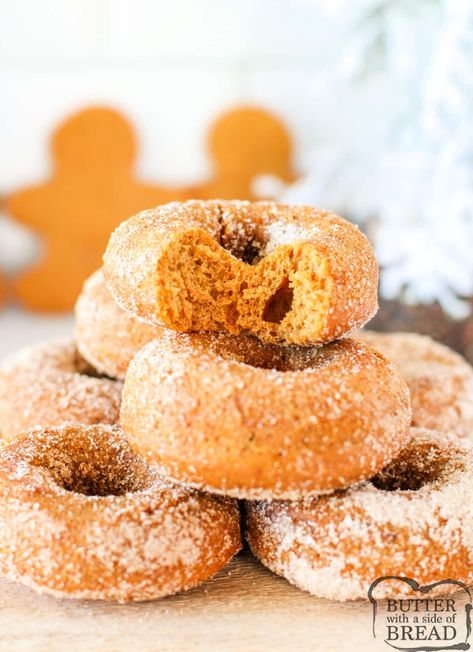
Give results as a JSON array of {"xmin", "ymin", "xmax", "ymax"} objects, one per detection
[
  {"xmin": 52, "ymin": 107, "xmax": 136, "ymax": 176},
  {"xmin": 195, "ymin": 106, "xmax": 297, "ymax": 200},
  {"xmin": 8, "ymin": 105, "xmax": 188, "ymax": 312}
]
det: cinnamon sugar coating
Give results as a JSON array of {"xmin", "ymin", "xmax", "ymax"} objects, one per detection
[
  {"xmin": 0, "ymin": 340, "xmax": 122, "ymax": 440},
  {"xmin": 75, "ymin": 270, "xmax": 163, "ymax": 379},
  {"xmin": 0, "ymin": 425, "xmax": 241, "ymax": 602},
  {"xmin": 246, "ymin": 428, "xmax": 473, "ymax": 600},
  {"xmin": 355, "ymin": 331, "xmax": 473, "ymax": 438},
  {"xmin": 120, "ymin": 332, "xmax": 411, "ymax": 499},
  {"xmin": 103, "ymin": 200, "xmax": 378, "ymax": 345}
]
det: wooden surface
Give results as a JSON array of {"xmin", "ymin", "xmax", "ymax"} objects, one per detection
[{"xmin": 0, "ymin": 549, "xmax": 389, "ymax": 652}]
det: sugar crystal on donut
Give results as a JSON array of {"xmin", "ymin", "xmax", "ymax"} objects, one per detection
[
  {"xmin": 103, "ymin": 200, "xmax": 379, "ymax": 345},
  {"xmin": 0, "ymin": 340, "xmax": 122, "ymax": 439},
  {"xmin": 0, "ymin": 425, "xmax": 241, "ymax": 602},
  {"xmin": 356, "ymin": 331, "xmax": 473, "ymax": 439},
  {"xmin": 246, "ymin": 428, "xmax": 473, "ymax": 600},
  {"xmin": 120, "ymin": 331, "xmax": 411, "ymax": 499},
  {"xmin": 75, "ymin": 270, "xmax": 163, "ymax": 379}
]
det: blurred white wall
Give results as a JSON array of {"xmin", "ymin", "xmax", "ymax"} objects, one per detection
[
  {"xmin": 0, "ymin": 0, "xmax": 357, "ymax": 354},
  {"xmin": 2, "ymin": 0, "xmax": 464, "ymax": 352},
  {"xmin": 0, "ymin": 0, "xmax": 337, "ymax": 271},
  {"xmin": 0, "ymin": 0, "xmax": 395, "ymax": 269},
  {"xmin": 0, "ymin": 0, "xmax": 344, "ymax": 191}
]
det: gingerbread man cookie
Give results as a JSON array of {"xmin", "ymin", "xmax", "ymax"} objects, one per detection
[
  {"xmin": 8, "ymin": 106, "xmax": 188, "ymax": 311},
  {"xmin": 193, "ymin": 106, "xmax": 297, "ymax": 201}
]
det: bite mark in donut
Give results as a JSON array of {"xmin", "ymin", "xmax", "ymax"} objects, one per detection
[
  {"xmin": 154, "ymin": 226, "xmax": 332, "ymax": 341},
  {"xmin": 104, "ymin": 200, "xmax": 378, "ymax": 345},
  {"xmin": 262, "ymin": 277, "xmax": 294, "ymax": 324}
]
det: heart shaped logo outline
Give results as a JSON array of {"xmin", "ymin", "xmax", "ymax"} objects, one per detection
[{"xmin": 368, "ymin": 576, "xmax": 472, "ymax": 651}]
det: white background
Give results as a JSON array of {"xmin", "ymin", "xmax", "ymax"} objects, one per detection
[
  {"xmin": 0, "ymin": 0, "xmax": 378, "ymax": 357},
  {"xmin": 1, "ymin": 0, "xmax": 467, "ymax": 355}
]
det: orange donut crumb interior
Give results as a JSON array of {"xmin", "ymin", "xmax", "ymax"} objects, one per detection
[{"xmin": 155, "ymin": 228, "xmax": 332, "ymax": 344}]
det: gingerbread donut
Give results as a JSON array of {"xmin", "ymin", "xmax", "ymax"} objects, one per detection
[
  {"xmin": 121, "ymin": 332, "xmax": 411, "ymax": 499},
  {"xmin": 75, "ymin": 270, "xmax": 162, "ymax": 380},
  {"xmin": 0, "ymin": 340, "xmax": 122, "ymax": 439},
  {"xmin": 103, "ymin": 200, "xmax": 378, "ymax": 345},
  {"xmin": 355, "ymin": 331, "xmax": 473, "ymax": 438},
  {"xmin": 0, "ymin": 424, "xmax": 241, "ymax": 601},
  {"xmin": 246, "ymin": 428, "xmax": 473, "ymax": 600}
]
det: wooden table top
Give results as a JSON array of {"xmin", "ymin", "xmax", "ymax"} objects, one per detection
[{"xmin": 0, "ymin": 549, "xmax": 387, "ymax": 652}]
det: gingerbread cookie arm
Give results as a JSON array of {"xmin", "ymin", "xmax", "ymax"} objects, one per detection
[{"xmin": 8, "ymin": 184, "xmax": 56, "ymax": 231}]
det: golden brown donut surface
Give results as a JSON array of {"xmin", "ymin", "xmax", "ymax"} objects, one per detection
[
  {"xmin": 0, "ymin": 424, "xmax": 241, "ymax": 602},
  {"xmin": 246, "ymin": 428, "xmax": 473, "ymax": 600},
  {"xmin": 75, "ymin": 270, "xmax": 163, "ymax": 379},
  {"xmin": 355, "ymin": 331, "xmax": 473, "ymax": 438},
  {"xmin": 0, "ymin": 340, "xmax": 122, "ymax": 439},
  {"xmin": 121, "ymin": 332, "xmax": 411, "ymax": 499},
  {"xmin": 103, "ymin": 200, "xmax": 378, "ymax": 345}
]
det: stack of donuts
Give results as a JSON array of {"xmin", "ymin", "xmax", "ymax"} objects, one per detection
[{"xmin": 1, "ymin": 200, "xmax": 473, "ymax": 603}]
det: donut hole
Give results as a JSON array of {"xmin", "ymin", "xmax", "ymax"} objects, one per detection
[
  {"xmin": 371, "ymin": 440, "xmax": 460, "ymax": 492},
  {"xmin": 52, "ymin": 454, "xmax": 152, "ymax": 497},
  {"xmin": 200, "ymin": 331, "xmax": 338, "ymax": 372},
  {"xmin": 232, "ymin": 239, "xmax": 263, "ymax": 265},
  {"xmin": 74, "ymin": 352, "xmax": 115, "ymax": 381},
  {"xmin": 219, "ymin": 216, "xmax": 264, "ymax": 264},
  {"xmin": 34, "ymin": 428, "xmax": 154, "ymax": 497},
  {"xmin": 156, "ymin": 218, "xmax": 331, "ymax": 343}
]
